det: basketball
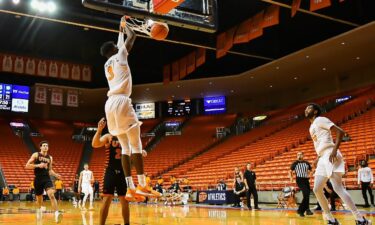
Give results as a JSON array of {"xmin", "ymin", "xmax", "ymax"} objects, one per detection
[{"xmin": 150, "ymin": 23, "xmax": 169, "ymax": 41}]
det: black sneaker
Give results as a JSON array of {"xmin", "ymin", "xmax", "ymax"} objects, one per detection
[
  {"xmin": 306, "ymin": 210, "xmax": 313, "ymax": 215},
  {"xmin": 297, "ymin": 211, "xmax": 305, "ymax": 217},
  {"xmin": 356, "ymin": 217, "xmax": 372, "ymax": 225},
  {"xmin": 364, "ymin": 204, "xmax": 370, "ymax": 208},
  {"xmin": 327, "ymin": 219, "xmax": 340, "ymax": 225},
  {"xmin": 254, "ymin": 207, "xmax": 260, "ymax": 210}
]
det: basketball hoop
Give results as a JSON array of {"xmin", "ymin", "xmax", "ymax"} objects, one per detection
[{"xmin": 125, "ymin": 16, "xmax": 168, "ymax": 37}]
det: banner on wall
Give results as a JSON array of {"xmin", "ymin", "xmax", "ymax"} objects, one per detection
[
  {"xmin": 51, "ymin": 88, "xmax": 63, "ymax": 106},
  {"xmin": 34, "ymin": 86, "xmax": 47, "ymax": 104},
  {"xmin": 0, "ymin": 53, "xmax": 92, "ymax": 82},
  {"xmin": 67, "ymin": 90, "xmax": 79, "ymax": 107}
]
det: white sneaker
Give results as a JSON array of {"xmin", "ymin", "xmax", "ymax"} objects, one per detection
[{"xmin": 54, "ymin": 211, "xmax": 62, "ymax": 223}]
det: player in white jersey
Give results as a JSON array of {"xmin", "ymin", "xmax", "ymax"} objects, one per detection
[
  {"xmin": 79, "ymin": 163, "xmax": 94, "ymax": 210},
  {"xmin": 305, "ymin": 103, "xmax": 371, "ymax": 225},
  {"xmin": 99, "ymin": 16, "xmax": 160, "ymax": 202}
]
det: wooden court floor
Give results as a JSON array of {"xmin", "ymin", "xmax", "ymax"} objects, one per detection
[{"xmin": 0, "ymin": 201, "xmax": 374, "ymax": 225}]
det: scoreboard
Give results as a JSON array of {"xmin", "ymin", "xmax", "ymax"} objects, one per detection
[{"xmin": 0, "ymin": 83, "xmax": 30, "ymax": 113}]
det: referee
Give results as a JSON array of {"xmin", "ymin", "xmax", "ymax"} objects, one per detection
[{"xmin": 289, "ymin": 152, "xmax": 313, "ymax": 217}]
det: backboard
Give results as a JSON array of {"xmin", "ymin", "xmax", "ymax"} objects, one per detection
[{"xmin": 82, "ymin": 0, "xmax": 218, "ymax": 33}]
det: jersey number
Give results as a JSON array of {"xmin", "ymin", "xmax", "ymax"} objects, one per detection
[{"xmin": 115, "ymin": 148, "xmax": 121, "ymax": 159}]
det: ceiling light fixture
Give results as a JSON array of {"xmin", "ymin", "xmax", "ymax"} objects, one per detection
[
  {"xmin": 322, "ymin": 67, "xmax": 326, "ymax": 71},
  {"xmin": 356, "ymin": 57, "xmax": 360, "ymax": 60},
  {"xmin": 12, "ymin": 0, "xmax": 20, "ymax": 5}
]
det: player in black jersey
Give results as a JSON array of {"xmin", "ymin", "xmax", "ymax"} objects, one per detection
[
  {"xmin": 92, "ymin": 118, "xmax": 132, "ymax": 225},
  {"xmin": 25, "ymin": 140, "xmax": 62, "ymax": 223}
]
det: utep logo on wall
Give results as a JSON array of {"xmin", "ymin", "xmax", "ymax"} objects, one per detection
[{"xmin": 199, "ymin": 192, "xmax": 208, "ymax": 202}]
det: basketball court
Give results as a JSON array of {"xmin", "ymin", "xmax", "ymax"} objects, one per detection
[{"xmin": 0, "ymin": 201, "xmax": 374, "ymax": 225}]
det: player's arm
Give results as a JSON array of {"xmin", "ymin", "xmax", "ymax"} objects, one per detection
[
  {"xmin": 91, "ymin": 172, "xmax": 95, "ymax": 184},
  {"xmin": 78, "ymin": 172, "xmax": 83, "ymax": 192},
  {"xmin": 244, "ymin": 178, "xmax": 249, "ymax": 190},
  {"xmin": 357, "ymin": 168, "xmax": 361, "ymax": 186},
  {"xmin": 329, "ymin": 124, "xmax": 345, "ymax": 163},
  {"xmin": 289, "ymin": 162, "xmax": 296, "ymax": 182},
  {"xmin": 92, "ymin": 118, "xmax": 111, "ymax": 148},
  {"xmin": 118, "ymin": 16, "xmax": 136, "ymax": 54},
  {"xmin": 25, "ymin": 153, "xmax": 42, "ymax": 169},
  {"xmin": 48, "ymin": 157, "xmax": 61, "ymax": 179},
  {"xmin": 124, "ymin": 24, "xmax": 136, "ymax": 53}
]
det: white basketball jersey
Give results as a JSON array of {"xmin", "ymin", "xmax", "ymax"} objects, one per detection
[
  {"xmin": 104, "ymin": 32, "xmax": 132, "ymax": 97},
  {"xmin": 309, "ymin": 116, "xmax": 336, "ymax": 156},
  {"xmin": 81, "ymin": 170, "xmax": 93, "ymax": 186}
]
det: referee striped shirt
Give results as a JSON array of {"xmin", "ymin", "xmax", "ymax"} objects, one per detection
[{"xmin": 290, "ymin": 160, "xmax": 311, "ymax": 178}]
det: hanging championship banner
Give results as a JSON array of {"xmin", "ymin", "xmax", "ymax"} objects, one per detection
[
  {"xmin": 82, "ymin": 66, "xmax": 92, "ymax": 82},
  {"xmin": 14, "ymin": 57, "xmax": 25, "ymax": 74},
  {"xmin": 37, "ymin": 60, "xmax": 47, "ymax": 76},
  {"xmin": 0, "ymin": 53, "xmax": 92, "ymax": 82},
  {"xmin": 67, "ymin": 90, "xmax": 79, "ymax": 107},
  {"xmin": 34, "ymin": 86, "xmax": 47, "ymax": 104},
  {"xmin": 2, "ymin": 55, "xmax": 13, "ymax": 72},
  {"xmin": 49, "ymin": 62, "xmax": 58, "ymax": 78},
  {"xmin": 25, "ymin": 58, "xmax": 36, "ymax": 75},
  {"xmin": 51, "ymin": 88, "xmax": 63, "ymax": 106},
  {"xmin": 71, "ymin": 65, "xmax": 81, "ymax": 80}
]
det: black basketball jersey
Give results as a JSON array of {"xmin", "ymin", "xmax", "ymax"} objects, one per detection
[
  {"xmin": 105, "ymin": 141, "xmax": 122, "ymax": 171},
  {"xmin": 34, "ymin": 152, "xmax": 51, "ymax": 177}
]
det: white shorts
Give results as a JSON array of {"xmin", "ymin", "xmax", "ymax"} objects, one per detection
[
  {"xmin": 105, "ymin": 95, "xmax": 142, "ymax": 136},
  {"xmin": 315, "ymin": 148, "xmax": 345, "ymax": 178},
  {"xmin": 82, "ymin": 184, "xmax": 93, "ymax": 194}
]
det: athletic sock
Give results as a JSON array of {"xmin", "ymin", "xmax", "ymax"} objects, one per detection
[
  {"xmin": 137, "ymin": 174, "xmax": 146, "ymax": 187},
  {"xmin": 126, "ymin": 176, "xmax": 136, "ymax": 190}
]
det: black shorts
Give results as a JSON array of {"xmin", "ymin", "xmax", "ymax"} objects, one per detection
[
  {"xmin": 34, "ymin": 176, "xmax": 53, "ymax": 196},
  {"xmin": 103, "ymin": 168, "xmax": 127, "ymax": 196}
]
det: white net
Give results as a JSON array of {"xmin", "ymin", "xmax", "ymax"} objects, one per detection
[{"xmin": 125, "ymin": 17, "xmax": 169, "ymax": 37}]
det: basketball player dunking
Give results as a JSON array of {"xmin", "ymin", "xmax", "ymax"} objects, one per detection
[
  {"xmin": 306, "ymin": 103, "xmax": 371, "ymax": 225},
  {"xmin": 25, "ymin": 140, "xmax": 62, "ymax": 223},
  {"xmin": 79, "ymin": 163, "xmax": 94, "ymax": 210},
  {"xmin": 100, "ymin": 16, "xmax": 160, "ymax": 201}
]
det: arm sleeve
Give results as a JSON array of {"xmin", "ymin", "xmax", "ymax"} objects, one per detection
[{"xmin": 317, "ymin": 117, "xmax": 335, "ymax": 130}]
